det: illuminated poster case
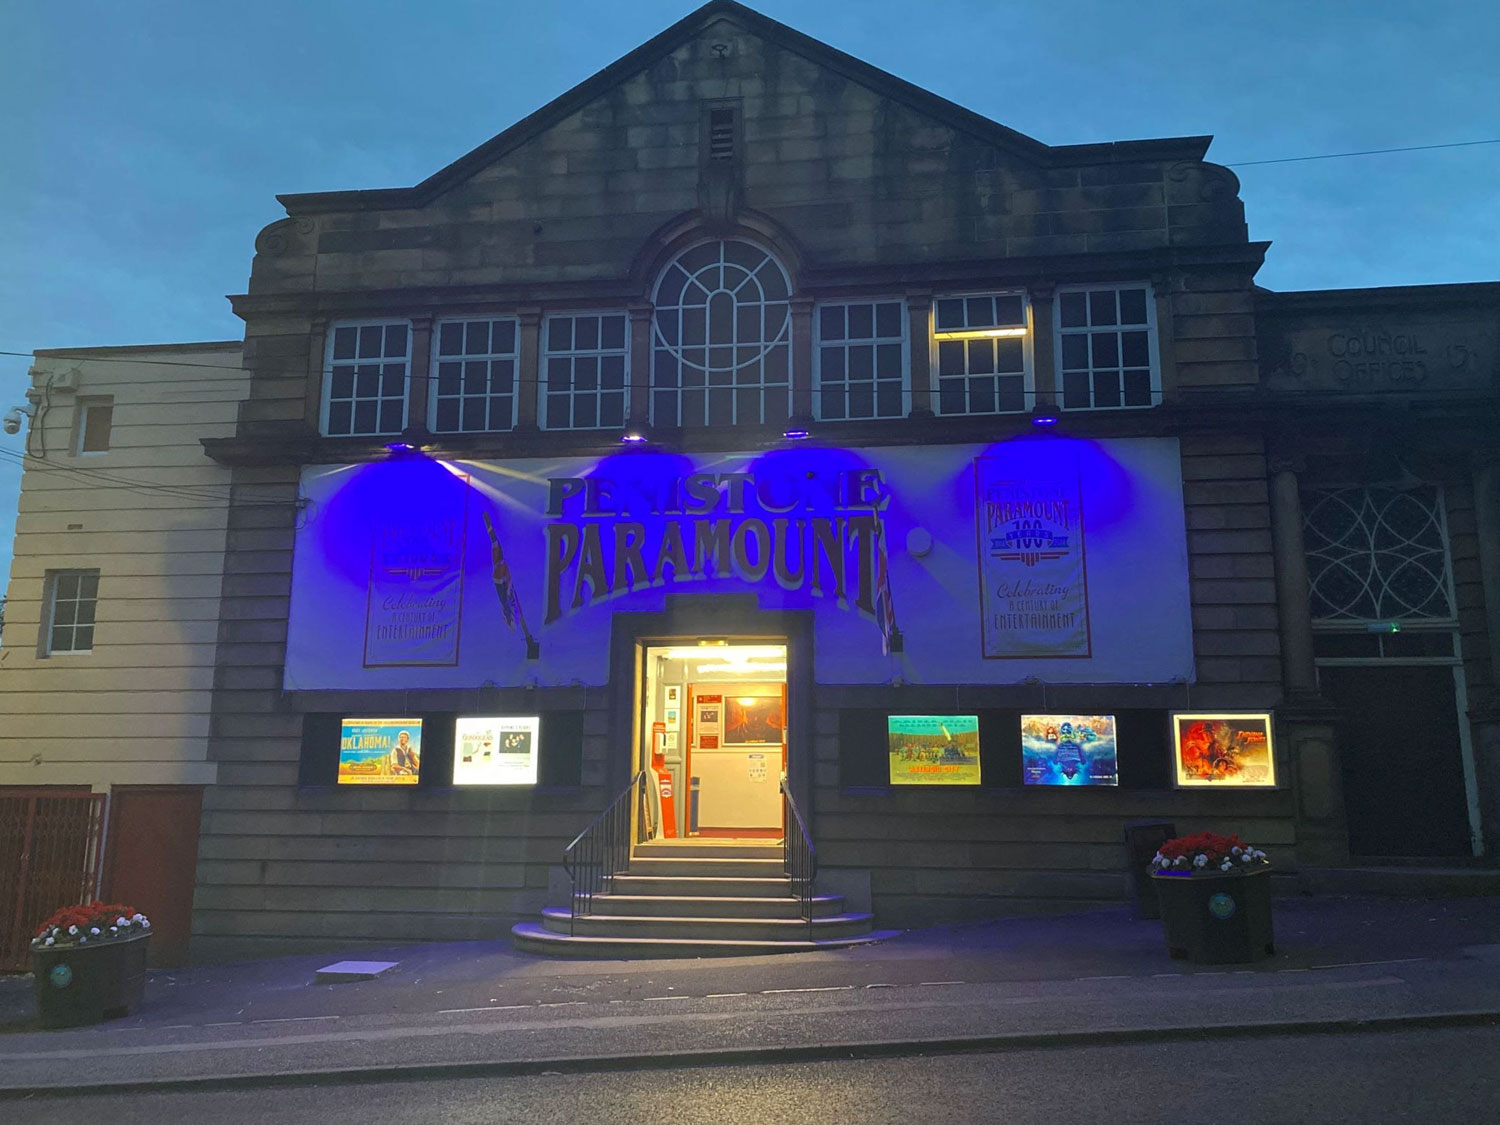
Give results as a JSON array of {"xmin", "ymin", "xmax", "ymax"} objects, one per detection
[
  {"xmin": 454, "ymin": 716, "xmax": 541, "ymax": 785},
  {"xmin": 1171, "ymin": 713, "xmax": 1277, "ymax": 787},
  {"xmin": 338, "ymin": 718, "xmax": 422, "ymax": 785},
  {"xmin": 887, "ymin": 715, "xmax": 981, "ymax": 785},
  {"xmin": 1021, "ymin": 714, "xmax": 1117, "ymax": 786}
]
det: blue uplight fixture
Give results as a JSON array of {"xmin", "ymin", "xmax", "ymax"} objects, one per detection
[{"xmin": 1030, "ymin": 400, "xmax": 1059, "ymax": 427}]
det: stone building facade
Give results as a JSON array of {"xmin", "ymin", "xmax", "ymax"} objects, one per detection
[{"xmin": 187, "ymin": 0, "xmax": 1500, "ymax": 955}]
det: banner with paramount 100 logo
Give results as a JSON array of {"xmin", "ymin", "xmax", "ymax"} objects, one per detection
[{"xmin": 975, "ymin": 452, "xmax": 1089, "ymax": 658}]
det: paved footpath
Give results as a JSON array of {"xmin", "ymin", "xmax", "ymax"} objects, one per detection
[{"xmin": 2, "ymin": 895, "xmax": 1498, "ymax": 1095}]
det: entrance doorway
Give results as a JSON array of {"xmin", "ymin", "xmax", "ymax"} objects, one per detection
[
  {"xmin": 639, "ymin": 642, "xmax": 787, "ymax": 840},
  {"xmin": 1319, "ymin": 663, "xmax": 1474, "ymax": 858}
]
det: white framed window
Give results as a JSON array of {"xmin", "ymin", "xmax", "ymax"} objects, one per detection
[
  {"xmin": 543, "ymin": 312, "xmax": 630, "ymax": 430},
  {"xmin": 44, "ymin": 569, "xmax": 99, "ymax": 655},
  {"xmin": 431, "ymin": 317, "xmax": 519, "ymax": 433},
  {"xmin": 932, "ymin": 292, "xmax": 1031, "ymax": 415},
  {"xmin": 651, "ymin": 239, "xmax": 792, "ymax": 428},
  {"xmin": 1055, "ymin": 283, "xmax": 1159, "ymax": 410},
  {"xmin": 74, "ymin": 397, "xmax": 113, "ymax": 455},
  {"xmin": 814, "ymin": 300, "xmax": 907, "ymax": 420},
  {"xmin": 322, "ymin": 320, "xmax": 411, "ymax": 437}
]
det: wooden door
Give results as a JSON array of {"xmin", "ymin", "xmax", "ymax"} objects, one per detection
[{"xmin": 103, "ymin": 786, "xmax": 204, "ymax": 967}]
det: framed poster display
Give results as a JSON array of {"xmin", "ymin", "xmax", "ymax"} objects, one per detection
[
  {"xmin": 1021, "ymin": 714, "xmax": 1117, "ymax": 786},
  {"xmin": 453, "ymin": 715, "xmax": 541, "ymax": 785},
  {"xmin": 1171, "ymin": 713, "xmax": 1276, "ymax": 787},
  {"xmin": 338, "ymin": 718, "xmax": 422, "ymax": 785},
  {"xmin": 887, "ymin": 715, "xmax": 981, "ymax": 785}
]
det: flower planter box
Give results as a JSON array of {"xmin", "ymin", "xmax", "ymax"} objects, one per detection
[
  {"xmin": 31, "ymin": 932, "xmax": 151, "ymax": 1029},
  {"xmin": 1151, "ymin": 867, "xmax": 1274, "ymax": 965}
]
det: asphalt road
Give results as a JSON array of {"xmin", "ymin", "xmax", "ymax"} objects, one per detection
[{"xmin": 6, "ymin": 1025, "xmax": 1497, "ymax": 1124}]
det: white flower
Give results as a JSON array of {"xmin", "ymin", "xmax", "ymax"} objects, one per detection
[
  {"xmin": 90, "ymin": 927, "xmax": 100, "ymax": 935},
  {"xmin": 1175, "ymin": 856, "xmax": 1188, "ymax": 867},
  {"xmin": 44, "ymin": 937, "xmax": 54, "ymax": 946},
  {"xmin": 1193, "ymin": 855, "xmax": 1208, "ymax": 868},
  {"xmin": 78, "ymin": 936, "xmax": 87, "ymax": 944},
  {"xmin": 1232, "ymin": 846, "xmax": 1242, "ymax": 856},
  {"xmin": 131, "ymin": 913, "xmax": 145, "ymax": 923},
  {"xmin": 1221, "ymin": 861, "xmax": 1233, "ymax": 871},
  {"xmin": 67, "ymin": 925, "xmax": 78, "ymax": 936},
  {"xmin": 141, "ymin": 919, "xmax": 151, "ymax": 929},
  {"xmin": 117, "ymin": 917, "xmax": 130, "ymax": 927},
  {"xmin": 1242, "ymin": 853, "xmax": 1253, "ymax": 863}
]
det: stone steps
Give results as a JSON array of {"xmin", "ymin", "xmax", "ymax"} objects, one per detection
[{"xmin": 511, "ymin": 840, "xmax": 888, "ymax": 958}]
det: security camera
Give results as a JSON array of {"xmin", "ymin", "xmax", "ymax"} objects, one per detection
[{"xmin": 3, "ymin": 405, "xmax": 32, "ymax": 435}]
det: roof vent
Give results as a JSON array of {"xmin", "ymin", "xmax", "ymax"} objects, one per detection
[{"xmin": 708, "ymin": 107, "xmax": 736, "ymax": 163}]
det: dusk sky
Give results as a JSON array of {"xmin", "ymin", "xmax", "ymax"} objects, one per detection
[{"xmin": 2, "ymin": 0, "xmax": 1498, "ymax": 581}]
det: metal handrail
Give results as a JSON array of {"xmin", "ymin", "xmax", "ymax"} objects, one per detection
[
  {"xmin": 562, "ymin": 770, "xmax": 648, "ymax": 936},
  {"xmin": 780, "ymin": 778, "xmax": 817, "ymax": 941}
]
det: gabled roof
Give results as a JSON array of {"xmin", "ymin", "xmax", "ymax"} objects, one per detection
[{"xmin": 279, "ymin": 0, "xmax": 1212, "ymax": 215}]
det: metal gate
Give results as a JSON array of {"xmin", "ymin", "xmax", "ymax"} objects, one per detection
[{"xmin": 0, "ymin": 789, "xmax": 107, "ymax": 971}]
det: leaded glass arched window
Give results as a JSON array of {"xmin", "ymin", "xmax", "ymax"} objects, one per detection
[
  {"xmin": 651, "ymin": 240, "xmax": 792, "ymax": 428},
  {"xmin": 1302, "ymin": 486, "xmax": 1454, "ymax": 621}
]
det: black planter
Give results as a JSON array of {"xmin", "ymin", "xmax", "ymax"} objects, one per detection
[
  {"xmin": 31, "ymin": 932, "xmax": 151, "ymax": 1029},
  {"xmin": 1151, "ymin": 867, "xmax": 1274, "ymax": 964}
]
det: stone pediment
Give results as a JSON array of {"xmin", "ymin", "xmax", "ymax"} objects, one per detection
[{"xmin": 250, "ymin": 1, "xmax": 1247, "ymax": 296}]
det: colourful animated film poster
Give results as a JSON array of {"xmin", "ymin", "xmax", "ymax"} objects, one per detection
[
  {"xmin": 1171, "ymin": 713, "xmax": 1276, "ymax": 787},
  {"xmin": 1021, "ymin": 714, "xmax": 1118, "ymax": 786},
  {"xmin": 338, "ymin": 718, "xmax": 422, "ymax": 785},
  {"xmin": 887, "ymin": 715, "xmax": 982, "ymax": 785}
]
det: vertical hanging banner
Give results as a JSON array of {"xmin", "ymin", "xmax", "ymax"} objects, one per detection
[
  {"xmin": 975, "ymin": 455, "xmax": 1090, "ymax": 658},
  {"xmin": 362, "ymin": 479, "xmax": 468, "ymax": 667}
]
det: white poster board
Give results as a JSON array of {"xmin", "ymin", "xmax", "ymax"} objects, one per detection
[{"xmin": 453, "ymin": 715, "xmax": 540, "ymax": 785}]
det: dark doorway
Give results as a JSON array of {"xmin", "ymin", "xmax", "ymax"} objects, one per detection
[
  {"xmin": 103, "ymin": 786, "xmax": 204, "ymax": 967},
  {"xmin": 1319, "ymin": 665, "xmax": 1471, "ymax": 858}
]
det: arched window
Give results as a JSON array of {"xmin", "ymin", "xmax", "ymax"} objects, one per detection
[{"xmin": 651, "ymin": 239, "xmax": 792, "ymax": 428}]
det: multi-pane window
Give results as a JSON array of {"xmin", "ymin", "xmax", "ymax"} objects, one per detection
[
  {"xmin": 543, "ymin": 313, "xmax": 629, "ymax": 430},
  {"xmin": 816, "ymin": 301, "xmax": 906, "ymax": 420},
  {"xmin": 933, "ymin": 293, "xmax": 1029, "ymax": 415},
  {"xmin": 1056, "ymin": 285, "xmax": 1157, "ymax": 410},
  {"xmin": 324, "ymin": 321, "xmax": 410, "ymax": 436},
  {"xmin": 432, "ymin": 318, "xmax": 519, "ymax": 433},
  {"xmin": 1303, "ymin": 487, "xmax": 1454, "ymax": 622},
  {"xmin": 45, "ymin": 569, "xmax": 99, "ymax": 655},
  {"xmin": 651, "ymin": 240, "xmax": 792, "ymax": 428}
]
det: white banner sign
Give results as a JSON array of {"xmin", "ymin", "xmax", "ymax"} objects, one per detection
[
  {"xmin": 361, "ymin": 483, "xmax": 468, "ymax": 667},
  {"xmin": 975, "ymin": 453, "xmax": 1089, "ymax": 658}
]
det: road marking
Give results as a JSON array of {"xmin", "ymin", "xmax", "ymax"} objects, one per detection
[
  {"xmin": 1076, "ymin": 975, "xmax": 1130, "ymax": 981},
  {"xmin": 760, "ymin": 986, "xmax": 854, "ymax": 994},
  {"xmin": 644, "ymin": 995, "xmax": 692, "ymax": 1002},
  {"xmin": 1278, "ymin": 968, "xmax": 1311, "ymax": 974},
  {"xmin": 918, "ymin": 981, "xmax": 965, "ymax": 987},
  {"xmin": 537, "ymin": 1002, "xmax": 587, "ymax": 1008},
  {"xmin": 438, "ymin": 1005, "xmax": 529, "ymax": 1014},
  {"xmin": 865, "ymin": 983, "xmax": 895, "ymax": 989},
  {"xmin": 705, "ymin": 992, "xmax": 747, "ymax": 999},
  {"xmin": 1311, "ymin": 957, "xmax": 1426, "ymax": 971},
  {"xmin": 251, "ymin": 1016, "xmax": 339, "ymax": 1025},
  {"xmin": 203, "ymin": 1022, "xmax": 242, "ymax": 1028}
]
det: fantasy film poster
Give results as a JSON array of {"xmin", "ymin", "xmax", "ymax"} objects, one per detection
[
  {"xmin": 453, "ymin": 715, "xmax": 540, "ymax": 786},
  {"xmin": 887, "ymin": 715, "xmax": 982, "ymax": 786},
  {"xmin": 338, "ymin": 718, "xmax": 422, "ymax": 786},
  {"xmin": 1171, "ymin": 713, "xmax": 1277, "ymax": 787},
  {"xmin": 975, "ymin": 457, "xmax": 1090, "ymax": 658},
  {"xmin": 362, "ymin": 483, "xmax": 468, "ymax": 667},
  {"xmin": 1021, "ymin": 714, "xmax": 1118, "ymax": 786}
]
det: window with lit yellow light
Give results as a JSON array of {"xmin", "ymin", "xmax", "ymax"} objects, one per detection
[{"xmin": 932, "ymin": 292, "xmax": 1030, "ymax": 415}]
